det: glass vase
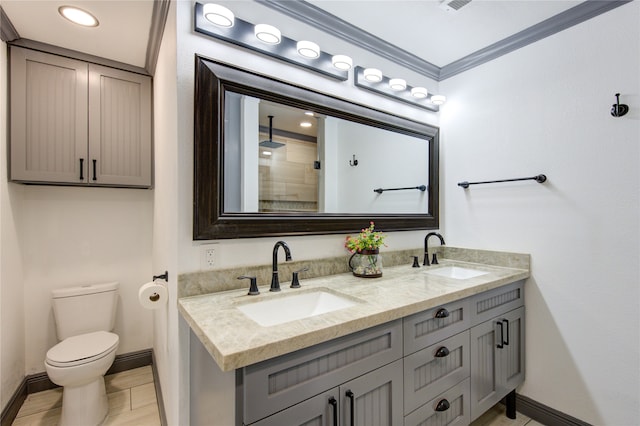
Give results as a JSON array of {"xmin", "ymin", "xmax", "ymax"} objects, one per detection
[{"xmin": 349, "ymin": 249, "xmax": 383, "ymax": 278}]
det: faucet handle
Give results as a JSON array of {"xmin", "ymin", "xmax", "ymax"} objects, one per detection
[
  {"xmin": 431, "ymin": 253, "xmax": 439, "ymax": 265},
  {"xmin": 411, "ymin": 256, "xmax": 420, "ymax": 268},
  {"xmin": 238, "ymin": 276, "xmax": 259, "ymax": 295},
  {"xmin": 290, "ymin": 267, "xmax": 309, "ymax": 289}
]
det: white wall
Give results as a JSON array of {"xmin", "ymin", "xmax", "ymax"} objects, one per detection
[
  {"xmin": 18, "ymin": 185, "xmax": 154, "ymax": 373},
  {"xmin": 151, "ymin": 2, "xmax": 185, "ymax": 425},
  {"xmin": 0, "ymin": 40, "xmax": 25, "ymax": 412},
  {"xmin": 439, "ymin": 2, "xmax": 639, "ymax": 424}
]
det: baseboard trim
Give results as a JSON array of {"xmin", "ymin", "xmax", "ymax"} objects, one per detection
[
  {"xmin": 516, "ymin": 394, "xmax": 592, "ymax": 426},
  {"xmin": 151, "ymin": 351, "xmax": 168, "ymax": 426},
  {"xmin": 0, "ymin": 349, "xmax": 153, "ymax": 426},
  {"xmin": 0, "ymin": 379, "xmax": 27, "ymax": 426}
]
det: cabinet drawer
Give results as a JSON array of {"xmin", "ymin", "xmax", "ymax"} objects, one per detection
[
  {"xmin": 403, "ymin": 331, "xmax": 470, "ymax": 415},
  {"xmin": 243, "ymin": 320, "xmax": 402, "ymax": 424},
  {"xmin": 470, "ymin": 281, "xmax": 524, "ymax": 326},
  {"xmin": 404, "ymin": 299, "xmax": 470, "ymax": 355},
  {"xmin": 404, "ymin": 378, "xmax": 470, "ymax": 426},
  {"xmin": 250, "ymin": 387, "xmax": 338, "ymax": 426}
]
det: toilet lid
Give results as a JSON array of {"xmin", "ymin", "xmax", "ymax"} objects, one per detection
[{"xmin": 46, "ymin": 331, "xmax": 119, "ymax": 367}]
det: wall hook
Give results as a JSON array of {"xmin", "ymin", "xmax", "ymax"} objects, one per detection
[
  {"xmin": 611, "ymin": 93, "xmax": 629, "ymax": 117},
  {"xmin": 349, "ymin": 154, "xmax": 358, "ymax": 167}
]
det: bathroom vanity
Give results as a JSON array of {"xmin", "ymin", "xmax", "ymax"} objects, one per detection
[{"xmin": 179, "ymin": 248, "xmax": 529, "ymax": 425}]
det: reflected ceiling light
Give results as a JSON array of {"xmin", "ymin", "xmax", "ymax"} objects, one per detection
[
  {"xmin": 331, "ymin": 55, "xmax": 353, "ymax": 70},
  {"xmin": 363, "ymin": 68, "xmax": 382, "ymax": 83},
  {"xmin": 297, "ymin": 40, "xmax": 320, "ymax": 59},
  {"xmin": 411, "ymin": 87, "xmax": 429, "ymax": 99},
  {"xmin": 58, "ymin": 6, "xmax": 99, "ymax": 27},
  {"xmin": 431, "ymin": 95, "xmax": 447, "ymax": 105},
  {"xmin": 254, "ymin": 24, "xmax": 281, "ymax": 44},
  {"xmin": 389, "ymin": 78, "xmax": 407, "ymax": 91},
  {"xmin": 300, "ymin": 121, "xmax": 313, "ymax": 128},
  {"xmin": 262, "ymin": 151, "xmax": 272, "ymax": 156},
  {"xmin": 304, "ymin": 111, "xmax": 315, "ymax": 116},
  {"xmin": 203, "ymin": 3, "xmax": 234, "ymax": 27}
]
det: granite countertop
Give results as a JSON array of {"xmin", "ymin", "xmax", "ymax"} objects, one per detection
[{"xmin": 178, "ymin": 253, "xmax": 529, "ymax": 372}]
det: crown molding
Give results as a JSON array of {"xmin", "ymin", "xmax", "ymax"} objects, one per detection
[
  {"xmin": 258, "ymin": 0, "xmax": 633, "ymax": 82},
  {"xmin": 256, "ymin": 0, "xmax": 441, "ymax": 81},
  {"xmin": 0, "ymin": 6, "xmax": 20, "ymax": 42},
  {"xmin": 439, "ymin": 0, "xmax": 633, "ymax": 80}
]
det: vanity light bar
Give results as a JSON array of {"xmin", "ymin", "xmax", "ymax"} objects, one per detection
[
  {"xmin": 194, "ymin": 2, "xmax": 348, "ymax": 81},
  {"xmin": 354, "ymin": 66, "xmax": 440, "ymax": 112}
]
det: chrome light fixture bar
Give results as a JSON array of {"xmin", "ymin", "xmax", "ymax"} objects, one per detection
[
  {"xmin": 194, "ymin": 2, "xmax": 348, "ymax": 81},
  {"xmin": 354, "ymin": 66, "xmax": 440, "ymax": 112}
]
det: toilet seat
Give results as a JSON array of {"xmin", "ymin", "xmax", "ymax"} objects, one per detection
[{"xmin": 46, "ymin": 331, "xmax": 119, "ymax": 368}]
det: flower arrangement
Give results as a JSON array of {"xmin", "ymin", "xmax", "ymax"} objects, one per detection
[{"xmin": 344, "ymin": 221, "xmax": 386, "ymax": 253}]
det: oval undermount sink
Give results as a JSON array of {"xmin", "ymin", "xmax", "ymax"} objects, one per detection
[
  {"xmin": 425, "ymin": 266, "xmax": 489, "ymax": 280},
  {"xmin": 236, "ymin": 290, "xmax": 358, "ymax": 327}
]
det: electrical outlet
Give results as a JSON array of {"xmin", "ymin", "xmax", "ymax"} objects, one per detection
[{"xmin": 201, "ymin": 247, "xmax": 216, "ymax": 270}]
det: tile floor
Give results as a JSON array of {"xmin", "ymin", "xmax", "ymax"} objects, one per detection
[
  {"xmin": 12, "ymin": 367, "xmax": 544, "ymax": 426},
  {"xmin": 12, "ymin": 366, "xmax": 161, "ymax": 426}
]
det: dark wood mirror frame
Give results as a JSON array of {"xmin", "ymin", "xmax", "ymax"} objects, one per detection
[{"xmin": 194, "ymin": 55, "xmax": 440, "ymax": 240}]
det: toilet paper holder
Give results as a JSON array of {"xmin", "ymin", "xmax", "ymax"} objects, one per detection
[{"xmin": 153, "ymin": 271, "xmax": 169, "ymax": 282}]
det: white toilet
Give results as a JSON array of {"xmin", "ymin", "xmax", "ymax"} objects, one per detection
[{"xmin": 45, "ymin": 282, "xmax": 120, "ymax": 426}]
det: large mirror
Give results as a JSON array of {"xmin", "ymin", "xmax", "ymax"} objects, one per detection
[{"xmin": 194, "ymin": 56, "xmax": 439, "ymax": 239}]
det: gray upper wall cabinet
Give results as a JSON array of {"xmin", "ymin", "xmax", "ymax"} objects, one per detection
[{"xmin": 9, "ymin": 47, "xmax": 152, "ymax": 188}]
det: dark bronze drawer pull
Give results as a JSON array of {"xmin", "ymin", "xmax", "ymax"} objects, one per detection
[
  {"xmin": 434, "ymin": 346, "xmax": 450, "ymax": 358},
  {"xmin": 329, "ymin": 397, "xmax": 338, "ymax": 426},
  {"xmin": 435, "ymin": 398, "xmax": 450, "ymax": 412},
  {"xmin": 434, "ymin": 308, "xmax": 449, "ymax": 319}
]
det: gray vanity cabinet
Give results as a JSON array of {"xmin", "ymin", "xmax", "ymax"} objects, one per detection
[
  {"xmin": 10, "ymin": 47, "xmax": 152, "ymax": 188},
  {"xmin": 250, "ymin": 388, "xmax": 338, "ymax": 426},
  {"xmin": 469, "ymin": 282, "xmax": 525, "ymax": 422}
]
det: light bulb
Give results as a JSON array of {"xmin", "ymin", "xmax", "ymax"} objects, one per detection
[
  {"xmin": 254, "ymin": 24, "xmax": 281, "ymax": 44},
  {"xmin": 203, "ymin": 4, "xmax": 234, "ymax": 27},
  {"xmin": 389, "ymin": 78, "xmax": 406, "ymax": 91},
  {"xmin": 411, "ymin": 87, "xmax": 428, "ymax": 99},
  {"xmin": 431, "ymin": 95, "xmax": 446, "ymax": 105},
  {"xmin": 297, "ymin": 41, "xmax": 320, "ymax": 59},
  {"xmin": 363, "ymin": 68, "xmax": 382, "ymax": 83},
  {"xmin": 332, "ymin": 55, "xmax": 353, "ymax": 70}
]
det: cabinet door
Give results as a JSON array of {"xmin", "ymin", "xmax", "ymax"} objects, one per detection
[
  {"xmin": 469, "ymin": 307, "xmax": 525, "ymax": 421},
  {"xmin": 501, "ymin": 307, "xmax": 525, "ymax": 392},
  {"xmin": 251, "ymin": 388, "xmax": 339, "ymax": 426},
  {"xmin": 88, "ymin": 64, "xmax": 152, "ymax": 187},
  {"xmin": 10, "ymin": 47, "xmax": 88, "ymax": 183},
  {"xmin": 341, "ymin": 360, "xmax": 403, "ymax": 426}
]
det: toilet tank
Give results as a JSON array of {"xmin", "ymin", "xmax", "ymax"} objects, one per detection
[{"xmin": 52, "ymin": 282, "xmax": 119, "ymax": 341}]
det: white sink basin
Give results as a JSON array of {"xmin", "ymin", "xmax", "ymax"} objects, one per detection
[
  {"xmin": 425, "ymin": 266, "xmax": 489, "ymax": 280},
  {"xmin": 237, "ymin": 290, "xmax": 358, "ymax": 327}
]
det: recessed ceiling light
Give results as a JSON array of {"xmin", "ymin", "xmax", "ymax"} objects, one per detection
[
  {"xmin": 58, "ymin": 6, "xmax": 99, "ymax": 27},
  {"xmin": 300, "ymin": 121, "xmax": 313, "ymax": 128},
  {"xmin": 254, "ymin": 24, "xmax": 281, "ymax": 44},
  {"xmin": 203, "ymin": 3, "xmax": 235, "ymax": 27},
  {"xmin": 363, "ymin": 68, "xmax": 382, "ymax": 83},
  {"xmin": 297, "ymin": 41, "xmax": 320, "ymax": 59},
  {"xmin": 262, "ymin": 151, "xmax": 272, "ymax": 156},
  {"xmin": 305, "ymin": 111, "xmax": 315, "ymax": 116}
]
